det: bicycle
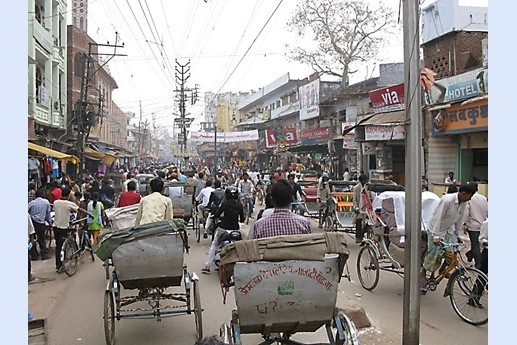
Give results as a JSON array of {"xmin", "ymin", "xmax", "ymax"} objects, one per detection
[
  {"xmin": 239, "ymin": 195, "xmax": 250, "ymax": 224},
  {"xmin": 422, "ymin": 240, "xmax": 488, "ymax": 325},
  {"xmin": 60, "ymin": 216, "xmax": 95, "ymax": 277}
]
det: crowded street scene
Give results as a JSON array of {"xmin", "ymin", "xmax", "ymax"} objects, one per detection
[{"xmin": 24, "ymin": 0, "xmax": 490, "ymax": 344}]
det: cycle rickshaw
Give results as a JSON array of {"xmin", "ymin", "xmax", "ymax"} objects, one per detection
[
  {"xmin": 95, "ymin": 220, "xmax": 203, "ymax": 345},
  {"xmin": 321, "ymin": 181, "xmax": 358, "ymax": 232},
  {"xmin": 217, "ymin": 232, "xmax": 360, "ymax": 345},
  {"xmin": 356, "ymin": 190, "xmax": 488, "ymax": 325}
]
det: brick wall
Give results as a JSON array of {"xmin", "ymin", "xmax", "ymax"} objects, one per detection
[{"xmin": 422, "ymin": 31, "xmax": 488, "ymax": 79}]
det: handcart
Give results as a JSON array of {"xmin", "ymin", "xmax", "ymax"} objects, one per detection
[
  {"xmin": 323, "ymin": 181, "xmax": 358, "ymax": 232},
  {"xmin": 217, "ymin": 232, "xmax": 360, "ymax": 345},
  {"xmin": 95, "ymin": 220, "xmax": 203, "ymax": 345}
]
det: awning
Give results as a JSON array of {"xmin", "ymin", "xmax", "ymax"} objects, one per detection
[
  {"xmin": 83, "ymin": 147, "xmax": 117, "ymax": 165},
  {"xmin": 28, "ymin": 142, "xmax": 80, "ymax": 165},
  {"xmin": 361, "ymin": 110, "xmax": 407, "ymax": 125}
]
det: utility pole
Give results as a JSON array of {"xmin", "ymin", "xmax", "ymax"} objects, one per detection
[
  {"xmin": 402, "ymin": 0, "xmax": 423, "ymax": 344},
  {"xmin": 74, "ymin": 34, "xmax": 125, "ymax": 177},
  {"xmin": 174, "ymin": 59, "xmax": 197, "ymax": 168},
  {"xmin": 138, "ymin": 101, "xmax": 142, "ymax": 164}
]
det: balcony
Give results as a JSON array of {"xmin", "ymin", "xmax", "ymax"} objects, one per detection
[{"xmin": 33, "ymin": 19, "xmax": 53, "ymax": 54}]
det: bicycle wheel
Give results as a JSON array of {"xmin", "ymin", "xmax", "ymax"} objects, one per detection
[
  {"xmin": 61, "ymin": 238, "xmax": 78, "ymax": 277},
  {"xmin": 449, "ymin": 267, "xmax": 488, "ymax": 325},
  {"xmin": 242, "ymin": 203, "xmax": 249, "ymax": 224},
  {"xmin": 193, "ymin": 279, "xmax": 203, "ymax": 341},
  {"xmin": 83, "ymin": 233, "xmax": 95, "ymax": 262},
  {"xmin": 324, "ymin": 215, "xmax": 334, "ymax": 232},
  {"xmin": 104, "ymin": 290, "xmax": 115, "ymax": 345},
  {"xmin": 356, "ymin": 245, "xmax": 379, "ymax": 291},
  {"xmin": 258, "ymin": 189, "xmax": 264, "ymax": 205}
]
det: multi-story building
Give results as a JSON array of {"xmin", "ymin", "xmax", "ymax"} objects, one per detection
[
  {"xmin": 421, "ymin": 0, "xmax": 488, "ymax": 196},
  {"xmin": 28, "ymin": 0, "xmax": 68, "ymax": 149}
]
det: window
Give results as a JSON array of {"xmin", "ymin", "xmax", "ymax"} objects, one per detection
[
  {"xmin": 74, "ymin": 53, "xmax": 85, "ymax": 77},
  {"xmin": 80, "ymin": 17, "xmax": 84, "ymax": 31}
]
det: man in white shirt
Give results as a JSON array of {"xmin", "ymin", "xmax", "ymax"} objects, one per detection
[
  {"xmin": 195, "ymin": 179, "xmax": 214, "ymax": 216},
  {"xmin": 462, "ymin": 183, "xmax": 488, "ymax": 269},
  {"xmin": 421, "ymin": 183, "xmax": 476, "ymax": 293},
  {"xmin": 444, "ymin": 171, "xmax": 456, "ymax": 184},
  {"xmin": 238, "ymin": 173, "xmax": 255, "ymax": 216}
]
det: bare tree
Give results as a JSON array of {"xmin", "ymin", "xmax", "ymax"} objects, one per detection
[{"xmin": 287, "ymin": 0, "xmax": 397, "ymax": 87}]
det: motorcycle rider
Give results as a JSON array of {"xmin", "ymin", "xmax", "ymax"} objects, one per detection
[{"xmin": 202, "ymin": 186, "xmax": 244, "ymax": 273}]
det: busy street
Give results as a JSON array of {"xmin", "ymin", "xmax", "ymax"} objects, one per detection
[{"xmin": 26, "ymin": 0, "xmax": 489, "ymax": 344}]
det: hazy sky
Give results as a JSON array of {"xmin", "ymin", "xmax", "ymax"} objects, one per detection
[{"xmin": 79, "ymin": 0, "xmax": 486, "ymax": 132}]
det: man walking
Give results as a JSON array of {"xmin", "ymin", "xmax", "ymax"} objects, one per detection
[
  {"xmin": 353, "ymin": 174, "xmax": 369, "ymax": 244},
  {"xmin": 462, "ymin": 183, "xmax": 488, "ymax": 269},
  {"xmin": 28, "ymin": 189, "xmax": 52, "ymax": 260}
]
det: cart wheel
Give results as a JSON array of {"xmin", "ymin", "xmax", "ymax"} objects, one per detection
[
  {"xmin": 220, "ymin": 324, "xmax": 233, "ymax": 344},
  {"xmin": 196, "ymin": 217, "xmax": 202, "ymax": 243},
  {"xmin": 104, "ymin": 290, "xmax": 115, "ymax": 345},
  {"xmin": 356, "ymin": 245, "xmax": 380, "ymax": 291},
  {"xmin": 62, "ymin": 238, "xmax": 78, "ymax": 277},
  {"xmin": 193, "ymin": 279, "xmax": 203, "ymax": 341},
  {"xmin": 334, "ymin": 312, "xmax": 360, "ymax": 345},
  {"xmin": 324, "ymin": 216, "xmax": 334, "ymax": 232},
  {"xmin": 104, "ymin": 259, "xmax": 111, "ymax": 280}
]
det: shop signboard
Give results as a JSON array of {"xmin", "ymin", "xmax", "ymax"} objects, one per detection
[
  {"xmin": 369, "ymin": 83, "xmax": 405, "ymax": 114},
  {"xmin": 265, "ymin": 128, "xmax": 298, "ymax": 148},
  {"xmin": 299, "ymin": 79, "xmax": 320, "ymax": 121},
  {"xmin": 425, "ymin": 67, "xmax": 488, "ymax": 105},
  {"xmin": 341, "ymin": 122, "xmax": 355, "ymax": 135},
  {"xmin": 431, "ymin": 99, "xmax": 488, "ymax": 136},
  {"xmin": 300, "ymin": 127, "xmax": 329, "ymax": 146},
  {"xmin": 365, "ymin": 125, "xmax": 405, "ymax": 141},
  {"xmin": 343, "ymin": 134, "xmax": 357, "ymax": 149}
]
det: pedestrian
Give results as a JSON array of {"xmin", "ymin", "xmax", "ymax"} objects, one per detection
[
  {"xmin": 28, "ymin": 189, "xmax": 52, "ymax": 260},
  {"xmin": 135, "ymin": 177, "xmax": 173, "ymax": 226},
  {"xmin": 48, "ymin": 180, "xmax": 62, "ymax": 204},
  {"xmin": 317, "ymin": 172, "xmax": 331, "ymax": 228},
  {"xmin": 287, "ymin": 173, "xmax": 307, "ymax": 215},
  {"xmin": 28, "ymin": 214, "xmax": 37, "ymax": 282},
  {"xmin": 28, "ymin": 182, "xmax": 37, "ymax": 203},
  {"xmin": 421, "ymin": 183, "xmax": 476, "ymax": 294},
  {"xmin": 117, "ymin": 180, "xmax": 141, "ymax": 207},
  {"xmin": 444, "ymin": 171, "xmax": 456, "ymax": 184},
  {"xmin": 100, "ymin": 178, "xmax": 115, "ymax": 209},
  {"xmin": 53, "ymin": 187, "xmax": 89, "ymax": 273},
  {"xmin": 87, "ymin": 192, "xmax": 106, "ymax": 245},
  {"xmin": 252, "ymin": 179, "xmax": 312, "ymax": 239},
  {"xmin": 353, "ymin": 174, "xmax": 370, "ymax": 244},
  {"xmin": 202, "ymin": 186, "xmax": 244, "ymax": 273},
  {"xmin": 462, "ymin": 183, "xmax": 488, "ymax": 269},
  {"xmin": 343, "ymin": 168, "xmax": 350, "ymax": 181}
]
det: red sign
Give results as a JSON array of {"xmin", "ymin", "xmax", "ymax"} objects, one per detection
[
  {"xmin": 300, "ymin": 127, "xmax": 329, "ymax": 145},
  {"xmin": 368, "ymin": 83, "xmax": 405, "ymax": 114},
  {"xmin": 265, "ymin": 128, "xmax": 298, "ymax": 148}
]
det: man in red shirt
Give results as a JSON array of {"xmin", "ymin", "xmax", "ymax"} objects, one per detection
[
  {"xmin": 48, "ymin": 181, "xmax": 62, "ymax": 204},
  {"xmin": 117, "ymin": 180, "xmax": 141, "ymax": 207}
]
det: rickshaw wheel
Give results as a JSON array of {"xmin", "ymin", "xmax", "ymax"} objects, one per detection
[
  {"xmin": 103, "ymin": 290, "xmax": 115, "ymax": 345},
  {"xmin": 357, "ymin": 245, "xmax": 380, "ymax": 291},
  {"xmin": 324, "ymin": 216, "xmax": 334, "ymax": 232},
  {"xmin": 193, "ymin": 280, "xmax": 203, "ymax": 340}
]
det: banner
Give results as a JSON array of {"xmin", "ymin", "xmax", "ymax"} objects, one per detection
[
  {"xmin": 432, "ymin": 99, "xmax": 488, "ymax": 136},
  {"xmin": 190, "ymin": 129, "xmax": 259, "ymax": 143},
  {"xmin": 365, "ymin": 125, "xmax": 405, "ymax": 141},
  {"xmin": 299, "ymin": 79, "xmax": 320, "ymax": 121}
]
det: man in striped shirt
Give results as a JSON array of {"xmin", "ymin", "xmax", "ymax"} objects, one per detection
[{"xmin": 252, "ymin": 179, "xmax": 312, "ymax": 239}]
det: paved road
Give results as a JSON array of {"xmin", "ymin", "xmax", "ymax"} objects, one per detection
[{"xmin": 28, "ymin": 205, "xmax": 488, "ymax": 344}]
